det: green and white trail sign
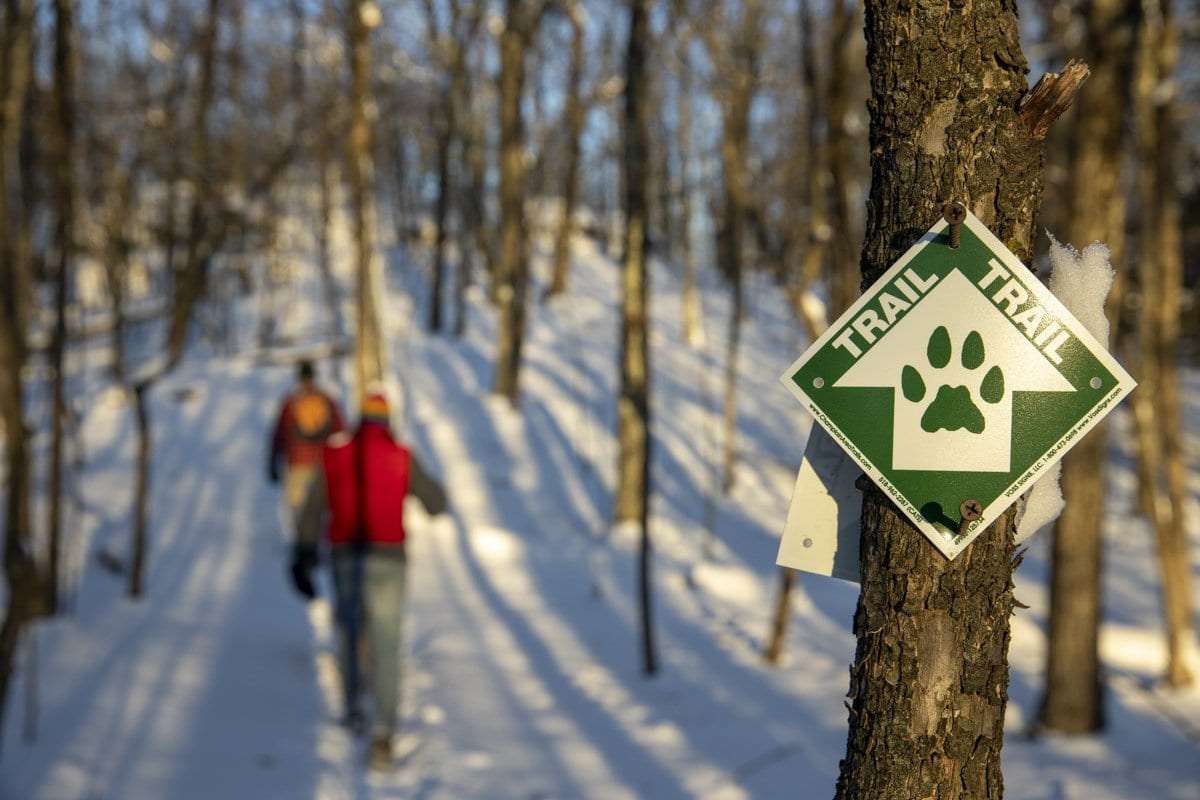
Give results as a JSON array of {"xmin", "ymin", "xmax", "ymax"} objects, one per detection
[{"xmin": 781, "ymin": 210, "xmax": 1136, "ymax": 559}]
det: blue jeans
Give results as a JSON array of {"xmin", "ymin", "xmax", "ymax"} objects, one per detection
[{"xmin": 330, "ymin": 546, "xmax": 408, "ymax": 737}]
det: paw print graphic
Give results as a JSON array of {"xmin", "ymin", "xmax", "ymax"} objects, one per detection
[{"xmin": 901, "ymin": 326, "xmax": 1005, "ymax": 433}]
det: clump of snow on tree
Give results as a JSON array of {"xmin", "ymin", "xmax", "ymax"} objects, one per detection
[
  {"xmin": 1018, "ymin": 236, "xmax": 1115, "ymax": 541},
  {"xmin": 1047, "ymin": 236, "xmax": 1114, "ymax": 342}
]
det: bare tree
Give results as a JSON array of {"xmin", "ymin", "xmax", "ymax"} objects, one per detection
[
  {"xmin": 696, "ymin": 0, "xmax": 764, "ymax": 496},
  {"xmin": 616, "ymin": 0, "xmax": 657, "ymax": 677},
  {"xmin": 164, "ymin": 0, "xmax": 224, "ymax": 374},
  {"xmin": 346, "ymin": 0, "xmax": 386, "ymax": 390},
  {"xmin": 44, "ymin": 0, "xmax": 78, "ymax": 615},
  {"xmin": 447, "ymin": 1, "xmax": 487, "ymax": 336},
  {"xmin": 764, "ymin": 0, "xmax": 832, "ymax": 666},
  {"xmin": 0, "ymin": 0, "xmax": 42, "ymax": 737},
  {"xmin": 833, "ymin": 3, "xmax": 1087, "ymax": 794},
  {"xmin": 492, "ymin": 0, "xmax": 547, "ymax": 404},
  {"xmin": 1037, "ymin": 0, "xmax": 1138, "ymax": 733},
  {"xmin": 127, "ymin": 0, "xmax": 226, "ymax": 600},
  {"xmin": 1129, "ymin": 0, "xmax": 1195, "ymax": 689},
  {"xmin": 544, "ymin": 1, "xmax": 585, "ymax": 299},
  {"xmin": 455, "ymin": 107, "xmax": 487, "ymax": 335},
  {"xmin": 289, "ymin": 0, "xmax": 343, "ymax": 342},
  {"xmin": 787, "ymin": 0, "xmax": 831, "ymax": 340},
  {"xmin": 123, "ymin": 0, "xmax": 298, "ymax": 597},
  {"xmin": 823, "ymin": 0, "xmax": 862, "ymax": 318},
  {"xmin": 672, "ymin": 27, "xmax": 701, "ymax": 347},
  {"xmin": 420, "ymin": 0, "xmax": 484, "ymax": 332}
]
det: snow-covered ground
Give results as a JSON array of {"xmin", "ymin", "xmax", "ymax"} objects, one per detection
[{"xmin": 3, "ymin": 226, "xmax": 1198, "ymax": 799}]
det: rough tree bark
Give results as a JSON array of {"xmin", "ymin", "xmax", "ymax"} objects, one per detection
[
  {"xmin": 616, "ymin": 0, "xmax": 657, "ymax": 677},
  {"xmin": 45, "ymin": 0, "xmax": 77, "ymax": 615},
  {"xmin": 346, "ymin": 0, "xmax": 386, "ymax": 390},
  {"xmin": 1129, "ymin": 0, "xmax": 1195, "ymax": 689},
  {"xmin": 1037, "ymin": 0, "xmax": 1137, "ymax": 733},
  {"xmin": 544, "ymin": 2, "xmax": 584, "ymax": 299},
  {"xmin": 833, "ymin": 2, "xmax": 1086, "ymax": 795}
]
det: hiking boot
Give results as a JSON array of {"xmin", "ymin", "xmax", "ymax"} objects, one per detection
[{"xmin": 368, "ymin": 735, "xmax": 392, "ymax": 771}]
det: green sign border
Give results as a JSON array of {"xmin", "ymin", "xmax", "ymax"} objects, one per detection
[{"xmin": 780, "ymin": 212, "xmax": 1137, "ymax": 559}]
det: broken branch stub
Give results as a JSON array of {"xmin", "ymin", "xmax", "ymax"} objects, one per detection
[{"xmin": 1018, "ymin": 59, "xmax": 1091, "ymax": 140}]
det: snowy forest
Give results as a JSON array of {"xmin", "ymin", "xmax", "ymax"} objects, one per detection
[{"xmin": 0, "ymin": 0, "xmax": 1198, "ymax": 797}]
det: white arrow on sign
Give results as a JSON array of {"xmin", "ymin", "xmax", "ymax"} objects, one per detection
[{"xmin": 836, "ymin": 269, "xmax": 1074, "ymax": 473}]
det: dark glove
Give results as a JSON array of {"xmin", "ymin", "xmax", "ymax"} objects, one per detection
[
  {"xmin": 289, "ymin": 559, "xmax": 317, "ymax": 600},
  {"xmin": 289, "ymin": 545, "xmax": 319, "ymax": 601}
]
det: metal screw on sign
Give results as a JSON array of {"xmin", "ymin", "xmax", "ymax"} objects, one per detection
[
  {"xmin": 958, "ymin": 498, "xmax": 983, "ymax": 536},
  {"xmin": 943, "ymin": 201, "xmax": 966, "ymax": 248}
]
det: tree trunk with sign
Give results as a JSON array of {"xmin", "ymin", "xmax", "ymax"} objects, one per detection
[
  {"xmin": 833, "ymin": 2, "xmax": 1087, "ymax": 796},
  {"xmin": 1036, "ymin": 0, "xmax": 1137, "ymax": 734}
]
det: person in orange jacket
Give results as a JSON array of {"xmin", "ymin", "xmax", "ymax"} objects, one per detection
[
  {"xmin": 323, "ymin": 388, "xmax": 445, "ymax": 769},
  {"xmin": 268, "ymin": 360, "xmax": 344, "ymax": 599}
]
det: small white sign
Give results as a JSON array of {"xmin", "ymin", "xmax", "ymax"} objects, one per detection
[{"xmin": 776, "ymin": 426, "xmax": 860, "ymax": 582}]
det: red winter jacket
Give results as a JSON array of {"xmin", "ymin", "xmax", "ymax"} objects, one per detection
[{"xmin": 322, "ymin": 422, "xmax": 411, "ymax": 547}]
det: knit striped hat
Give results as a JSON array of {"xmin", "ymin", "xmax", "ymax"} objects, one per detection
[{"xmin": 361, "ymin": 391, "xmax": 390, "ymax": 424}]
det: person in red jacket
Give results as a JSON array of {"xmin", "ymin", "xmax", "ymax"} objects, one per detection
[
  {"xmin": 268, "ymin": 360, "xmax": 344, "ymax": 599},
  {"xmin": 323, "ymin": 388, "xmax": 445, "ymax": 769}
]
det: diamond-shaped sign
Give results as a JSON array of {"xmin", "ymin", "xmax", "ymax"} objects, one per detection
[{"xmin": 780, "ymin": 211, "xmax": 1136, "ymax": 559}]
